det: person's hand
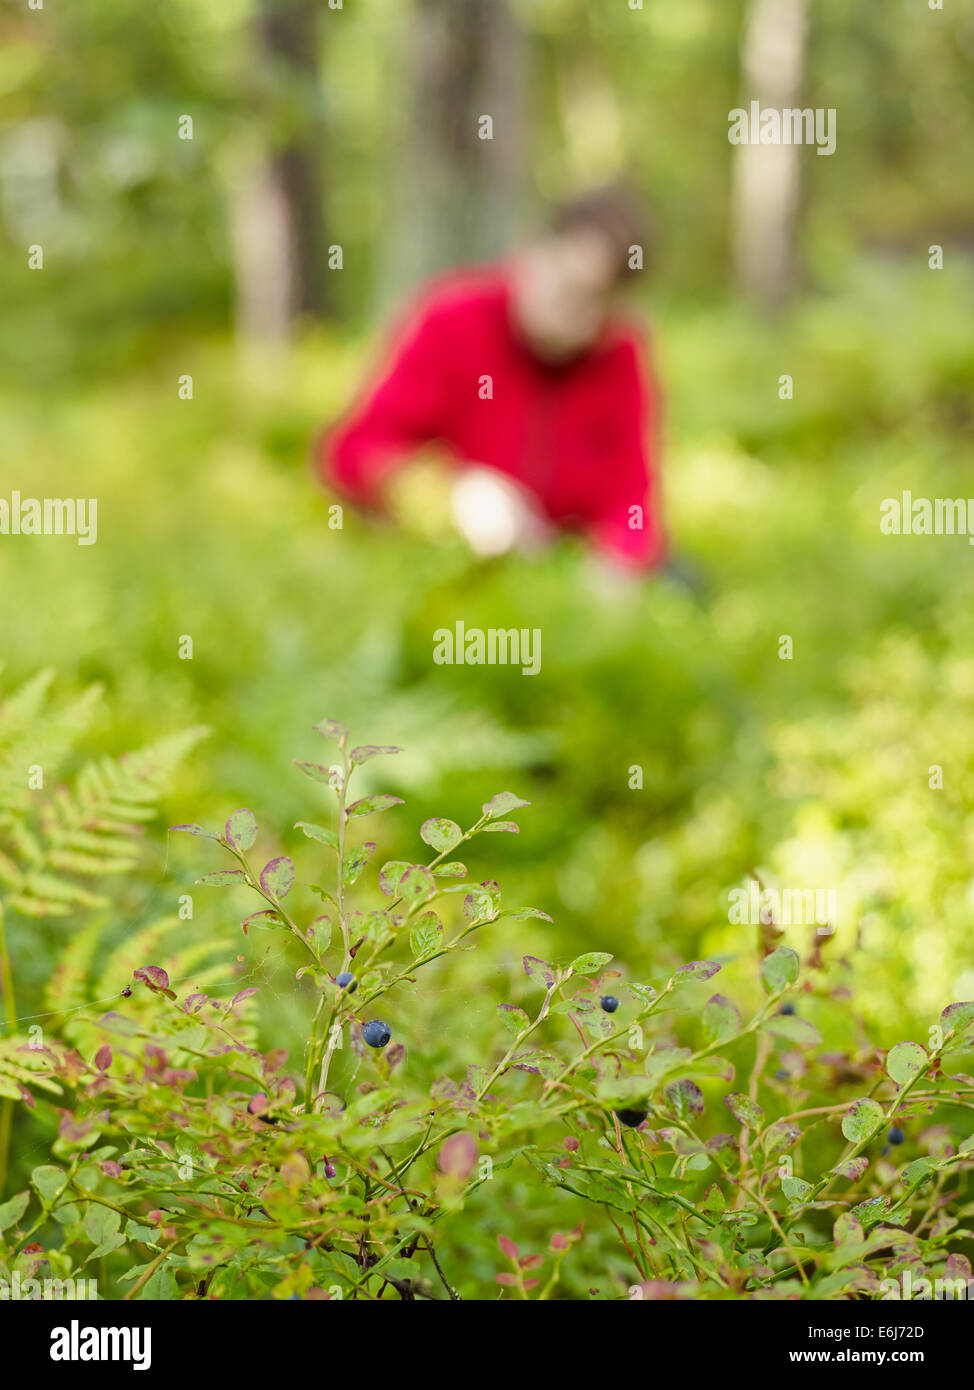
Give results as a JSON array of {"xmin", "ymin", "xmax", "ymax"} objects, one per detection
[
  {"xmin": 450, "ymin": 467, "xmax": 555, "ymax": 557},
  {"xmin": 582, "ymin": 551, "xmax": 645, "ymax": 602}
]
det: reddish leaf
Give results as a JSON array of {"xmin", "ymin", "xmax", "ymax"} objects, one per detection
[{"xmin": 437, "ymin": 1132, "xmax": 477, "ymax": 1181}]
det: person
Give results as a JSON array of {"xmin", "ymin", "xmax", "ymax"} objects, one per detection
[{"xmin": 314, "ymin": 185, "xmax": 666, "ymax": 573}]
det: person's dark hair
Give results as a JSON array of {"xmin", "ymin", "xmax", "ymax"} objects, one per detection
[{"xmin": 548, "ymin": 183, "xmax": 651, "ymax": 281}]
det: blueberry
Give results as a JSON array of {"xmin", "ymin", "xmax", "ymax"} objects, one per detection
[
  {"xmin": 600, "ymin": 996, "xmax": 620, "ymax": 1014},
  {"xmin": 888, "ymin": 1126, "xmax": 905, "ymax": 1146},
  {"xmin": 774, "ymin": 1068, "xmax": 789, "ymax": 1081},
  {"xmin": 336, "ymin": 972, "xmax": 357, "ymax": 993},
  {"xmin": 614, "ymin": 1107, "xmax": 648, "ymax": 1129},
  {"xmin": 362, "ymin": 1020, "xmax": 391, "ymax": 1049},
  {"xmin": 778, "ymin": 1003, "xmax": 795, "ymax": 1016},
  {"xmin": 881, "ymin": 1144, "xmax": 891, "ymax": 1157}
]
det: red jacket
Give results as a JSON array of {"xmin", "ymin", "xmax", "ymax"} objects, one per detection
[{"xmin": 316, "ymin": 263, "xmax": 665, "ymax": 569}]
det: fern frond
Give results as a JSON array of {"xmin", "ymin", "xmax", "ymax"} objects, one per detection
[
  {"xmin": 0, "ymin": 1035, "xmax": 67, "ymax": 1100},
  {"xmin": 0, "ymin": 676, "xmax": 102, "ymax": 828},
  {"xmin": 46, "ymin": 915, "xmax": 252, "ymax": 1052},
  {"xmin": 0, "ymin": 691, "xmax": 207, "ymax": 920}
]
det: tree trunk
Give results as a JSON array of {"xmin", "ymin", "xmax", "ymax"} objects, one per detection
[
  {"xmin": 731, "ymin": 0, "xmax": 809, "ymax": 310},
  {"xmin": 230, "ymin": 0, "xmax": 327, "ymax": 345},
  {"xmin": 383, "ymin": 0, "xmax": 527, "ymax": 301}
]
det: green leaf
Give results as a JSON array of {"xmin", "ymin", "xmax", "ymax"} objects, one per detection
[
  {"xmin": 420, "ymin": 818, "xmax": 463, "ymax": 854},
  {"xmin": 832, "ymin": 1156, "xmax": 870, "ymax": 1181},
  {"xmin": 702, "ymin": 993, "xmax": 741, "ymax": 1044},
  {"xmin": 481, "ymin": 792, "xmax": 530, "ymax": 819},
  {"xmin": 309, "ymin": 915, "xmax": 333, "ymax": 954},
  {"xmin": 433, "ymin": 862, "xmax": 467, "ymax": 878},
  {"xmin": 463, "ymin": 887, "xmax": 499, "ymax": 923},
  {"xmin": 312, "ymin": 718, "xmax": 349, "ymax": 745},
  {"xmin": 724, "ymin": 1093, "xmax": 764, "ymax": 1128},
  {"xmin": 91, "ymin": 1232, "xmax": 127, "ymax": 1260},
  {"xmin": 293, "ymin": 760, "xmax": 335, "ymax": 784},
  {"xmin": 552, "ymin": 998, "xmax": 595, "ymax": 1016},
  {"xmin": 84, "ymin": 1204, "xmax": 121, "ymax": 1246},
  {"xmin": 482, "ymin": 820, "xmax": 520, "ymax": 834},
  {"xmin": 833, "ymin": 1212, "xmax": 864, "ymax": 1246},
  {"xmin": 383, "ymin": 1257, "xmax": 422, "ymax": 1283},
  {"xmin": 259, "ymin": 856, "xmax": 295, "ymax": 898},
  {"xmin": 343, "ymin": 843, "xmax": 375, "ymax": 886},
  {"xmin": 523, "ymin": 956, "xmax": 556, "ymax": 989},
  {"xmin": 644, "ymin": 1046, "xmax": 691, "ymax": 1087},
  {"xmin": 409, "ymin": 911, "xmax": 442, "ymax": 960},
  {"xmin": 841, "ymin": 1098, "xmax": 884, "ymax": 1144},
  {"xmin": 196, "ymin": 870, "xmax": 247, "ymax": 886},
  {"xmin": 941, "ymin": 1002, "xmax": 974, "ymax": 1040},
  {"xmin": 762, "ymin": 1121, "xmax": 801, "ymax": 1157},
  {"xmin": 570, "ymin": 951, "xmax": 613, "ymax": 976},
  {"xmin": 350, "ymin": 744, "xmax": 401, "ymax": 766},
  {"xmin": 0, "ymin": 1191, "xmax": 29, "ymax": 1233},
  {"xmin": 781, "ymin": 1176, "xmax": 812, "ymax": 1204},
  {"xmin": 762, "ymin": 1014, "xmax": 822, "ymax": 1046},
  {"xmin": 664, "ymin": 1078, "xmax": 704, "ymax": 1120},
  {"xmin": 886, "ymin": 1041, "xmax": 928, "ymax": 1085},
  {"xmin": 849, "ymin": 1195, "xmax": 890, "ymax": 1228},
  {"xmin": 507, "ymin": 907, "xmax": 553, "ymax": 922},
  {"xmin": 125, "ymin": 1219, "xmax": 156, "ymax": 1244},
  {"xmin": 307, "ymin": 883, "xmax": 336, "ymax": 907},
  {"xmin": 31, "ymin": 1165, "xmax": 66, "ymax": 1203},
  {"xmin": 347, "ymin": 794, "xmax": 404, "ymax": 818},
  {"xmin": 400, "ymin": 865, "xmax": 435, "ymax": 903},
  {"xmin": 294, "ymin": 821, "xmax": 339, "ymax": 850},
  {"xmin": 139, "ymin": 1265, "xmax": 178, "ymax": 1300},
  {"xmin": 701, "ymin": 1183, "xmax": 725, "ymax": 1216},
  {"xmin": 759, "ymin": 946, "xmax": 800, "ymax": 995},
  {"xmin": 498, "ymin": 1004, "xmax": 529, "ymax": 1036},
  {"xmin": 630, "ymin": 984, "xmax": 658, "ymax": 1006},
  {"xmin": 379, "ymin": 862, "xmax": 409, "ymax": 896},
  {"xmin": 901, "ymin": 1158, "xmax": 934, "ymax": 1189},
  {"xmin": 170, "ymin": 823, "xmax": 218, "ymax": 840},
  {"xmin": 672, "ymin": 960, "xmax": 722, "ymax": 984},
  {"xmin": 225, "ymin": 808, "xmax": 257, "ymax": 852}
]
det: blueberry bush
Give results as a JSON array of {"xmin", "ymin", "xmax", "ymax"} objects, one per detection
[{"xmin": 1, "ymin": 714, "xmax": 973, "ymax": 1300}]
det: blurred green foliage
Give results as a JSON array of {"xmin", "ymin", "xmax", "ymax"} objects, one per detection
[{"xmin": 1, "ymin": 0, "xmax": 973, "ymax": 1293}]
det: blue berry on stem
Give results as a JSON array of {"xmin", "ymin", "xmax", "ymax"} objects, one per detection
[
  {"xmin": 888, "ymin": 1126, "xmax": 905, "ymax": 1146},
  {"xmin": 614, "ymin": 1107, "xmax": 648, "ymax": 1129},
  {"xmin": 600, "ymin": 995, "xmax": 619, "ymax": 1014},
  {"xmin": 336, "ymin": 972, "xmax": 357, "ymax": 993},
  {"xmin": 778, "ymin": 1003, "xmax": 795, "ymax": 1016},
  {"xmin": 363, "ymin": 1020, "xmax": 392, "ymax": 1049}
]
